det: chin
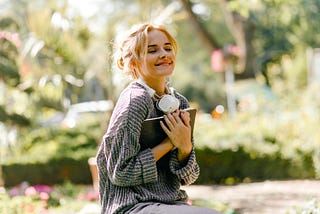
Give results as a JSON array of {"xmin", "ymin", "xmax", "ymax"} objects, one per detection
[
  {"xmin": 157, "ymin": 66, "xmax": 174, "ymax": 74},
  {"xmin": 158, "ymin": 70, "xmax": 174, "ymax": 76}
]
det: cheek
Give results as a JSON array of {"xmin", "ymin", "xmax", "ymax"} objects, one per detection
[
  {"xmin": 146, "ymin": 55, "xmax": 157, "ymax": 65},
  {"xmin": 170, "ymin": 53, "xmax": 176, "ymax": 61}
]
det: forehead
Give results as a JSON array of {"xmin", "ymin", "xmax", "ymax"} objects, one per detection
[{"xmin": 147, "ymin": 29, "xmax": 170, "ymax": 45}]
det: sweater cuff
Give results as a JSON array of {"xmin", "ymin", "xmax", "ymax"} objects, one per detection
[
  {"xmin": 169, "ymin": 149, "xmax": 196, "ymax": 176},
  {"xmin": 139, "ymin": 148, "xmax": 158, "ymax": 183}
]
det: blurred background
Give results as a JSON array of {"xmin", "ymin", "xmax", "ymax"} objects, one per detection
[{"xmin": 1, "ymin": 0, "xmax": 320, "ymax": 213}]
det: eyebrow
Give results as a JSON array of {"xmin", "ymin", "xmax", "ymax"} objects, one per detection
[{"xmin": 148, "ymin": 42, "xmax": 172, "ymax": 48}]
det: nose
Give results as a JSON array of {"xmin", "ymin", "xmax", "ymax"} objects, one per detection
[{"xmin": 159, "ymin": 49, "xmax": 168, "ymax": 59}]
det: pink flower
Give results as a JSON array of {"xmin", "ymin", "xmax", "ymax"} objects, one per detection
[
  {"xmin": 0, "ymin": 31, "xmax": 21, "ymax": 47},
  {"xmin": 39, "ymin": 192, "xmax": 50, "ymax": 200},
  {"xmin": 25, "ymin": 186, "xmax": 37, "ymax": 196},
  {"xmin": 78, "ymin": 191, "xmax": 99, "ymax": 201},
  {"xmin": 9, "ymin": 181, "xmax": 29, "ymax": 197},
  {"xmin": 9, "ymin": 187, "xmax": 20, "ymax": 197},
  {"xmin": 34, "ymin": 185, "xmax": 53, "ymax": 193},
  {"xmin": 85, "ymin": 191, "xmax": 99, "ymax": 201}
]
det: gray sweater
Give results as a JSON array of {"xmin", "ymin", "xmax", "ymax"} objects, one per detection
[{"xmin": 96, "ymin": 82, "xmax": 200, "ymax": 214}]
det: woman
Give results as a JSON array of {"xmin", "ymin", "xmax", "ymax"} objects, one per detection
[{"xmin": 96, "ymin": 23, "xmax": 221, "ymax": 214}]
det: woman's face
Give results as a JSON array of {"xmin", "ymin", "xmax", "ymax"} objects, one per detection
[{"xmin": 140, "ymin": 29, "xmax": 175, "ymax": 80}]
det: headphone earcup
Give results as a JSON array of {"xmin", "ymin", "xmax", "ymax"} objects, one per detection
[{"xmin": 157, "ymin": 95, "xmax": 180, "ymax": 114}]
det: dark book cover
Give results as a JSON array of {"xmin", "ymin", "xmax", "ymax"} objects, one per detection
[{"xmin": 139, "ymin": 108, "xmax": 197, "ymax": 151}]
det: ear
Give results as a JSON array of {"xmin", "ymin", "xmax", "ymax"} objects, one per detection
[{"xmin": 129, "ymin": 58, "xmax": 138, "ymax": 68}]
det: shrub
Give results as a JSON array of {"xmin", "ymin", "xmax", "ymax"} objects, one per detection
[
  {"xmin": 194, "ymin": 84, "xmax": 320, "ymax": 184},
  {"xmin": 0, "ymin": 181, "xmax": 99, "ymax": 214},
  {"xmin": 1, "ymin": 126, "xmax": 99, "ymax": 187}
]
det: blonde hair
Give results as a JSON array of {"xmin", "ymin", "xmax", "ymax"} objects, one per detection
[{"xmin": 116, "ymin": 23, "xmax": 178, "ymax": 79}]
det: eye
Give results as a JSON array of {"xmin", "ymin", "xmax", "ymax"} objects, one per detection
[
  {"xmin": 164, "ymin": 46, "xmax": 172, "ymax": 52},
  {"xmin": 148, "ymin": 49, "xmax": 157, "ymax": 53}
]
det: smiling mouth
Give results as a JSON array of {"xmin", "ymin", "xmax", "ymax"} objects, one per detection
[{"xmin": 155, "ymin": 61, "xmax": 172, "ymax": 66}]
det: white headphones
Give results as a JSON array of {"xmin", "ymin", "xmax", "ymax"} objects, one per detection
[{"xmin": 137, "ymin": 80, "xmax": 180, "ymax": 114}]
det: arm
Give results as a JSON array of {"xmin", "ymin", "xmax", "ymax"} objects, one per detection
[
  {"xmin": 102, "ymin": 86, "xmax": 159, "ymax": 187},
  {"xmin": 104, "ymin": 130, "xmax": 158, "ymax": 187},
  {"xmin": 160, "ymin": 109, "xmax": 200, "ymax": 185},
  {"xmin": 151, "ymin": 138, "xmax": 174, "ymax": 161}
]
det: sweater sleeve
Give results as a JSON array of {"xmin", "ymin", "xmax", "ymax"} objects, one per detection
[
  {"xmin": 169, "ymin": 147, "xmax": 200, "ymax": 186},
  {"xmin": 101, "ymin": 85, "xmax": 158, "ymax": 187},
  {"xmin": 104, "ymin": 131, "xmax": 158, "ymax": 186}
]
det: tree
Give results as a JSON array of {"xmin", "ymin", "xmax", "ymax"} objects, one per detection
[
  {"xmin": 0, "ymin": 14, "xmax": 31, "ymax": 166},
  {"xmin": 0, "ymin": 0, "xmax": 99, "ymax": 128},
  {"xmin": 0, "ymin": 16, "xmax": 30, "ymax": 126},
  {"xmin": 180, "ymin": 0, "xmax": 320, "ymax": 88},
  {"xmin": 181, "ymin": 0, "xmax": 256, "ymax": 80},
  {"xmin": 253, "ymin": 0, "xmax": 320, "ymax": 88}
]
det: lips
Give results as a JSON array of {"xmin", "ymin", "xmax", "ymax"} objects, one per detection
[{"xmin": 155, "ymin": 61, "xmax": 172, "ymax": 66}]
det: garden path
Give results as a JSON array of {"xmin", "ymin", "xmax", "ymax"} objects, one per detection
[{"xmin": 182, "ymin": 180, "xmax": 320, "ymax": 214}]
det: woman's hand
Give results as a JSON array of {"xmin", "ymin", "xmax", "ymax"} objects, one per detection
[{"xmin": 160, "ymin": 110, "xmax": 192, "ymax": 163}]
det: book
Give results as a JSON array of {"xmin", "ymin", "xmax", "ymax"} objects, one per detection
[{"xmin": 139, "ymin": 108, "xmax": 197, "ymax": 151}]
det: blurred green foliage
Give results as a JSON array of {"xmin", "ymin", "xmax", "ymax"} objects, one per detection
[
  {"xmin": 2, "ymin": 125, "xmax": 99, "ymax": 186},
  {"xmin": 194, "ymin": 83, "xmax": 320, "ymax": 184},
  {"xmin": 3, "ymin": 126, "xmax": 98, "ymax": 165}
]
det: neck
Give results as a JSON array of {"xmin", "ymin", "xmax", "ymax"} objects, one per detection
[{"xmin": 140, "ymin": 78, "xmax": 167, "ymax": 96}]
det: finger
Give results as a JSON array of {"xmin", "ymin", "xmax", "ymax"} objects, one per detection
[
  {"xmin": 172, "ymin": 111, "xmax": 181, "ymax": 123},
  {"xmin": 163, "ymin": 114, "xmax": 174, "ymax": 130},
  {"xmin": 167, "ymin": 113, "xmax": 178, "ymax": 125},
  {"xmin": 180, "ymin": 111, "xmax": 191, "ymax": 126}
]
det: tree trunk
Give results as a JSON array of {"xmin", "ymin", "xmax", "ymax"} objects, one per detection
[
  {"xmin": 180, "ymin": 0, "xmax": 221, "ymax": 50},
  {"xmin": 221, "ymin": 0, "xmax": 255, "ymax": 79},
  {"xmin": 181, "ymin": 0, "xmax": 256, "ymax": 80}
]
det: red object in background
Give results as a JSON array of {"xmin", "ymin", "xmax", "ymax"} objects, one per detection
[
  {"xmin": 211, "ymin": 45, "xmax": 240, "ymax": 72},
  {"xmin": 211, "ymin": 50, "xmax": 224, "ymax": 72},
  {"xmin": 228, "ymin": 45, "xmax": 240, "ymax": 56}
]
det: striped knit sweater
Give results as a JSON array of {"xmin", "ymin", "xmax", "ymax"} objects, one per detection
[{"xmin": 96, "ymin": 82, "xmax": 200, "ymax": 214}]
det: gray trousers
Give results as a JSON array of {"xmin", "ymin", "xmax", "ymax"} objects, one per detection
[{"xmin": 125, "ymin": 201, "xmax": 222, "ymax": 214}]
